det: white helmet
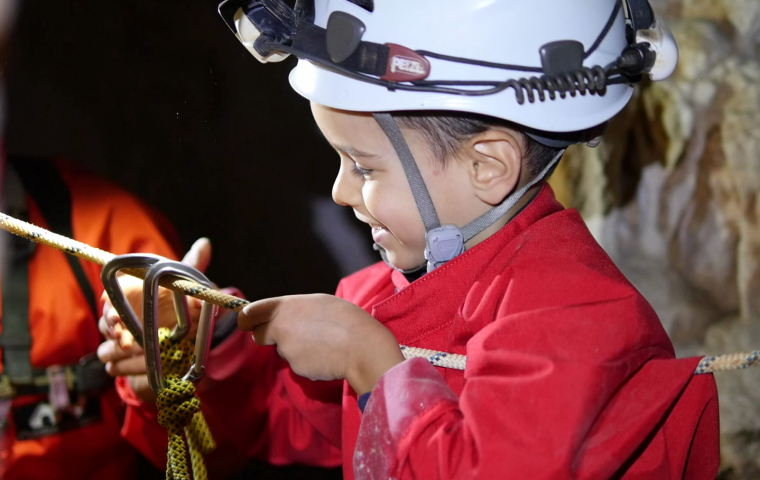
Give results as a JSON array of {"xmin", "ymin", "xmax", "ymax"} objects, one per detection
[
  {"xmin": 218, "ymin": 0, "xmax": 679, "ymax": 271},
  {"xmin": 220, "ymin": 0, "xmax": 678, "ymax": 139}
]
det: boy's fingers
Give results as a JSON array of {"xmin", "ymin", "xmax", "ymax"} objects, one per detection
[
  {"xmin": 101, "ymin": 290, "xmax": 115, "ymax": 316},
  {"xmin": 119, "ymin": 329, "xmax": 135, "ymax": 350},
  {"xmin": 105, "ymin": 356, "xmax": 148, "ymax": 377},
  {"xmin": 128, "ymin": 376, "xmax": 157, "ymax": 403},
  {"xmin": 106, "ymin": 307, "xmax": 122, "ymax": 329},
  {"xmin": 237, "ymin": 297, "xmax": 282, "ymax": 331},
  {"xmin": 99, "ymin": 315, "xmax": 113, "ymax": 339},
  {"xmin": 251, "ymin": 322, "xmax": 275, "ymax": 346},
  {"xmin": 100, "ymin": 294, "xmax": 115, "ymax": 335},
  {"xmin": 97, "ymin": 339, "xmax": 143, "ymax": 365},
  {"xmin": 101, "ymin": 290, "xmax": 111, "ymax": 311},
  {"xmin": 182, "ymin": 237, "xmax": 212, "ymax": 273}
]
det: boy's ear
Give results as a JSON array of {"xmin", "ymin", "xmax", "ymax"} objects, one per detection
[{"xmin": 467, "ymin": 130, "xmax": 523, "ymax": 206}]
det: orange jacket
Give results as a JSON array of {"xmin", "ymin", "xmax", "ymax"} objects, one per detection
[{"xmin": 0, "ymin": 159, "xmax": 178, "ymax": 479}]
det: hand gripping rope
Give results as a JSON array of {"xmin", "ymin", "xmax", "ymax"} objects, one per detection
[{"xmin": 0, "ymin": 211, "xmax": 756, "ymax": 378}]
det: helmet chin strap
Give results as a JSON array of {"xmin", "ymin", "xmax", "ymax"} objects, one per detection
[{"xmin": 373, "ymin": 113, "xmax": 565, "ymax": 273}]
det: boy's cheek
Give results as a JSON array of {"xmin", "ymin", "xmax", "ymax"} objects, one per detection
[
  {"xmin": 364, "ymin": 185, "xmax": 426, "ymax": 266},
  {"xmin": 367, "ymin": 190, "xmax": 419, "ymax": 236}
]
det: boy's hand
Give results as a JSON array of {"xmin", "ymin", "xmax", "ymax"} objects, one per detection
[
  {"xmin": 238, "ymin": 294, "xmax": 405, "ymax": 395},
  {"xmin": 97, "ymin": 238, "xmax": 212, "ymax": 402}
]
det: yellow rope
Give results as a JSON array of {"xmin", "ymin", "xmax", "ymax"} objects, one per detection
[
  {"xmin": 155, "ymin": 328, "xmax": 216, "ymax": 480},
  {"xmin": 0, "ymin": 212, "xmax": 249, "ymax": 311}
]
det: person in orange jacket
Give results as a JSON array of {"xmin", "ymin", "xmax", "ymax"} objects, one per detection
[
  {"xmin": 0, "ymin": 2, "xmax": 190, "ymax": 478},
  {"xmin": 0, "ymin": 155, "xmax": 184, "ymax": 479}
]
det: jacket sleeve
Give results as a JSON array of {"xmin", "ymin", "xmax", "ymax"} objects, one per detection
[
  {"xmin": 192, "ymin": 328, "xmax": 344, "ymax": 473},
  {"xmin": 190, "ymin": 284, "xmax": 348, "ymax": 472},
  {"xmin": 187, "ymin": 284, "xmax": 359, "ymax": 472},
  {"xmin": 354, "ymin": 295, "xmax": 720, "ymax": 480},
  {"xmin": 116, "ymin": 310, "xmax": 344, "ymax": 471}
]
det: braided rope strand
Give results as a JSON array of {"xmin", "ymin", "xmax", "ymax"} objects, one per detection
[
  {"xmin": 156, "ymin": 328, "xmax": 215, "ymax": 480},
  {"xmin": 187, "ymin": 413, "xmax": 216, "ymax": 480},
  {"xmin": 1, "ymin": 210, "xmax": 758, "ymax": 376},
  {"xmin": 694, "ymin": 350, "xmax": 760, "ymax": 374},
  {"xmin": 0, "ymin": 212, "xmax": 250, "ymax": 311},
  {"xmin": 158, "ymin": 374, "xmax": 198, "ymax": 480},
  {"xmin": 404, "ymin": 346, "xmax": 760, "ymax": 374},
  {"xmin": 400, "ymin": 346, "xmax": 467, "ymax": 370}
]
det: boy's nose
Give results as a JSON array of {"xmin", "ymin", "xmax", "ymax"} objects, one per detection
[{"xmin": 332, "ymin": 162, "xmax": 361, "ymax": 207}]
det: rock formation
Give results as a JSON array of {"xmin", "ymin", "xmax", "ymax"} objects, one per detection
[{"xmin": 549, "ymin": 2, "xmax": 760, "ymax": 476}]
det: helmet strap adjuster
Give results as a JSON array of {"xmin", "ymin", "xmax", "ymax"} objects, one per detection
[{"xmin": 425, "ymin": 226, "xmax": 465, "ymax": 273}]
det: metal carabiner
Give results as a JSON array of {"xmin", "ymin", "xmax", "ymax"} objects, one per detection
[
  {"xmin": 142, "ymin": 260, "xmax": 216, "ymax": 394},
  {"xmin": 100, "ymin": 254, "xmax": 193, "ymax": 348}
]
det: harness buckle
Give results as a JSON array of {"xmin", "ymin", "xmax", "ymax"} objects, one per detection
[{"xmin": 75, "ymin": 354, "xmax": 111, "ymax": 394}]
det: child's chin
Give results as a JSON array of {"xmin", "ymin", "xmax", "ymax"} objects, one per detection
[{"xmin": 386, "ymin": 251, "xmax": 425, "ymax": 272}]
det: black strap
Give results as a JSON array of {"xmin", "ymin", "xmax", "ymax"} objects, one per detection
[
  {"xmin": 0, "ymin": 158, "xmax": 109, "ymax": 398},
  {"xmin": 9, "ymin": 157, "xmax": 99, "ymax": 320},
  {"xmin": 293, "ymin": 20, "xmax": 388, "ymax": 77},
  {"xmin": 0, "ymin": 354, "xmax": 110, "ymax": 398},
  {"xmin": 0, "ymin": 166, "xmax": 35, "ymax": 383}
]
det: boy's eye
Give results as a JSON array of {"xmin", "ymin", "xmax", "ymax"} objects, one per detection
[{"xmin": 351, "ymin": 164, "xmax": 373, "ymax": 178}]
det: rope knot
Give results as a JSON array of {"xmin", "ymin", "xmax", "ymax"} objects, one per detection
[
  {"xmin": 153, "ymin": 328, "xmax": 215, "ymax": 480},
  {"xmin": 157, "ymin": 375, "xmax": 200, "ymax": 432}
]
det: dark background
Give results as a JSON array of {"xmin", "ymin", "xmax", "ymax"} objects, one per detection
[{"xmin": 4, "ymin": 0, "xmax": 377, "ymax": 301}]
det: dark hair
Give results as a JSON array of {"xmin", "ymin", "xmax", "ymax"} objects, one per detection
[{"xmin": 392, "ymin": 111, "xmax": 562, "ymax": 177}]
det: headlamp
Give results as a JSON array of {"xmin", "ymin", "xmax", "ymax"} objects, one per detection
[{"xmin": 219, "ymin": 0, "xmax": 297, "ymax": 63}]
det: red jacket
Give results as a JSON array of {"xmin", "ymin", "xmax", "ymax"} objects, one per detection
[
  {"xmin": 120, "ymin": 185, "xmax": 719, "ymax": 479},
  {"xmin": 0, "ymin": 159, "xmax": 179, "ymax": 479}
]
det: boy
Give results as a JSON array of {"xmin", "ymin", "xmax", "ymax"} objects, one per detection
[{"xmin": 100, "ymin": 0, "xmax": 720, "ymax": 478}]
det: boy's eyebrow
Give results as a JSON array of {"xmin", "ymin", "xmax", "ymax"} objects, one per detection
[{"xmin": 331, "ymin": 144, "xmax": 377, "ymax": 159}]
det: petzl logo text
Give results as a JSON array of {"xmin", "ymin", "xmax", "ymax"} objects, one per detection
[{"xmin": 391, "ymin": 56, "xmax": 427, "ymax": 75}]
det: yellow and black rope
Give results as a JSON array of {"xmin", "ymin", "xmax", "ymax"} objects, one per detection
[{"xmin": 155, "ymin": 327, "xmax": 216, "ymax": 480}]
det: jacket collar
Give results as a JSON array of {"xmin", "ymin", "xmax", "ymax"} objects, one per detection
[{"xmin": 373, "ymin": 184, "xmax": 564, "ymax": 344}]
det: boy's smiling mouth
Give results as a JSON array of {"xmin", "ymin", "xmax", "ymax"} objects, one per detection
[
  {"xmin": 371, "ymin": 225, "xmax": 390, "ymax": 244},
  {"xmin": 353, "ymin": 212, "xmax": 392, "ymax": 244},
  {"xmin": 370, "ymin": 223, "xmax": 395, "ymax": 249}
]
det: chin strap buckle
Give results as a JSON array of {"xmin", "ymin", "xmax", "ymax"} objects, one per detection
[{"xmin": 425, "ymin": 225, "xmax": 465, "ymax": 273}]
